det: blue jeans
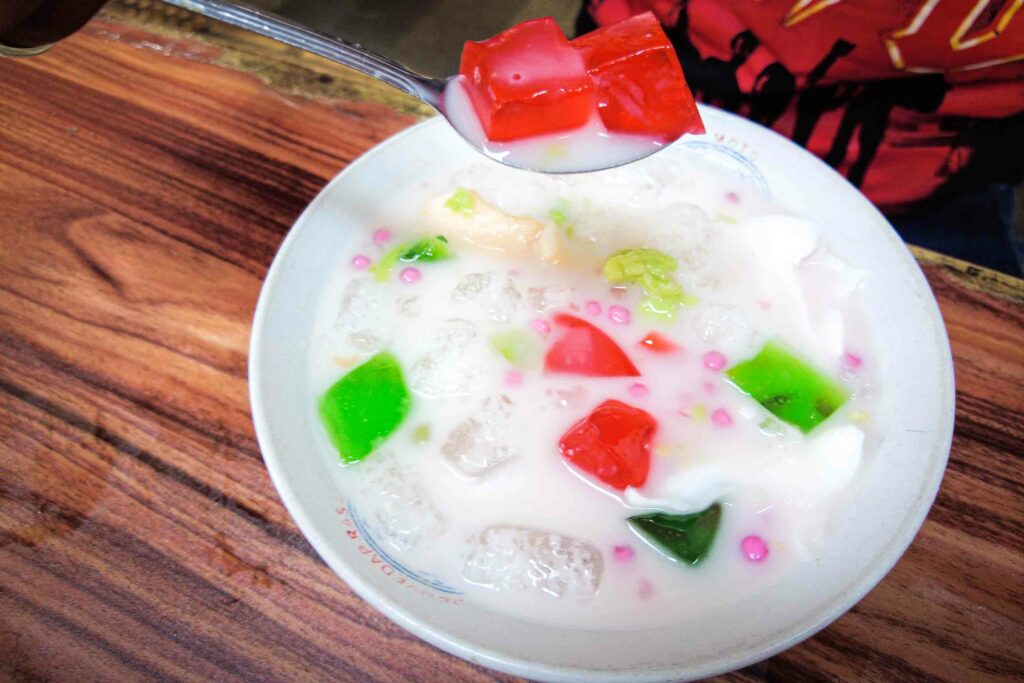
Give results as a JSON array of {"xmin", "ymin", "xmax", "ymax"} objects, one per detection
[{"xmin": 888, "ymin": 184, "xmax": 1022, "ymax": 277}]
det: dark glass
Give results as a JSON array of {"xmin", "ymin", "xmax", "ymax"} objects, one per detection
[{"xmin": 0, "ymin": 0, "xmax": 108, "ymax": 54}]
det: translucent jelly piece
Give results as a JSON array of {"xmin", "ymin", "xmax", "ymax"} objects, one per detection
[
  {"xmin": 361, "ymin": 455, "xmax": 446, "ymax": 551},
  {"xmin": 336, "ymin": 277, "xmax": 393, "ymax": 351},
  {"xmin": 490, "ymin": 278, "xmax": 524, "ymax": 323},
  {"xmin": 397, "ymin": 293, "xmax": 423, "ymax": 318},
  {"xmin": 441, "ymin": 395, "xmax": 520, "ymax": 478},
  {"xmin": 559, "ymin": 399, "xmax": 656, "ymax": 490},
  {"xmin": 573, "ymin": 12, "xmax": 703, "ymax": 140},
  {"xmin": 528, "ymin": 284, "xmax": 573, "ymax": 312},
  {"xmin": 545, "ymin": 313, "xmax": 640, "ymax": 377},
  {"xmin": 459, "ymin": 17, "xmax": 596, "ymax": 141},
  {"xmin": 451, "ymin": 271, "xmax": 523, "ymax": 323},
  {"xmin": 450, "ymin": 271, "xmax": 492, "ymax": 302},
  {"xmin": 319, "ymin": 352, "xmax": 411, "ymax": 462},
  {"xmin": 726, "ymin": 339, "xmax": 849, "ymax": 433},
  {"xmin": 409, "ymin": 319, "xmax": 483, "ymax": 397},
  {"xmin": 462, "ymin": 526, "xmax": 603, "ymax": 598},
  {"xmin": 628, "ymin": 503, "xmax": 721, "ymax": 566},
  {"xmin": 688, "ymin": 304, "xmax": 753, "ymax": 347}
]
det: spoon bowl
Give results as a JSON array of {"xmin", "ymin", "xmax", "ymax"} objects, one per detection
[
  {"xmin": 439, "ymin": 77, "xmax": 670, "ymax": 173},
  {"xmin": 167, "ymin": 0, "xmax": 673, "ymax": 173}
]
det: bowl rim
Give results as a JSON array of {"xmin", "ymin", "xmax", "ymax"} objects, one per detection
[{"xmin": 249, "ymin": 108, "xmax": 955, "ymax": 682}]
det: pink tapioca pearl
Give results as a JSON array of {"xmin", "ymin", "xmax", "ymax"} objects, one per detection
[
  {"xmin": 584, "ymin": 300, "xmax": 602, "ymax": 317},
  {"xmin": 613, "ymin": 545, "xmax": 635, "ymax": 562},
  {"xmin": 725, "ymin": 191, "xmax": 741, "ymax": 204},
  {"xmin": 504, "ymin": 370, "xmax": 523, "ymax": 387},
  {"xmin": 351, "ymin": 254, "xmax": 370, "ymax": 269},
  {"xmin": 608, "ymin": 305, "xmax": 631, "ymax": 324},
  {"xmin": 843, "ymin": 352, "xmax": 863, "ymax": 370},
  {"xmin": 372, "ymin": 229, "xmax": 392, "ymax": 244},
  {"xmin": 399, "ymin": 267, "xmax": 421, "ymax": 284},
  {"xmin": 629, "ymin": 382, "xmax": 649, "ymax": 397},
  {"xmin": 702, "ymin": 381, "xmax": 716, "ymax": 394},
  {"xmin": 703, "ymin": 351, "xmax": 727, "ymax": 371},
  {"xmin": 741, "ymin": 535, "xmax": 769, "ymax": 562},
  {"xmin": 711, "ymin": 408, "xmax": 733, "ymax": 427},
  {"xmin": 637, "ymin": 578, "xmax": 654, "ymax": 600},
  {"xmin": 529, "ymin": 318, "xmax": 551, "ymax": 336}
]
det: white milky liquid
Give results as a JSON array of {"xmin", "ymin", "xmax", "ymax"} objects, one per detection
[
  {"xmin": 442, "ymin": 76, "xmax": 667, "ymax": 173},
  {"xmin": 307, "ymin": 157, "xmax": 878, "ymax": 629}
]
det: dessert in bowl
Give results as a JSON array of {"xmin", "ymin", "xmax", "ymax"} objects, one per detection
[{"xmin": 249, "ymin": 108, "xmax": 953, "ymax": 681}]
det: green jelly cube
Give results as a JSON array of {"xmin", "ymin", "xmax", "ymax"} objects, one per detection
[
  {"xmin": 400, "ymin": 235, "xmax": 451, "ymax": 262},
  {"xmin": 549, "ymin": 199, "xmax": 575, "ymax": 237},
  {"xmin": 371, "ymin": 235, "xmax": 452, "ymax": 281},
  {"xmin": 318, "ymin": 351, "xmax": 411, "ymax": 462},
  {"xmin": 604, "ymin": 248, "xmax": 676, "ymax": 282},
  {"xmin": 444, "ymin": 188, "xmax": 476, "ymax": 215},
  {"xmin": 603, "ymin": 248, "xmax": 693, "ymax": 320},
  {"xmin": 549, "ymin": 207, "xmax": 568, "ymax": 227},
  {"xmin": 628, "ymin": 504, "xmax": 721, "ymax": 566},
  {"xmin": 726, "ymin": 340, "xmax": 848, "ymax": 433}
]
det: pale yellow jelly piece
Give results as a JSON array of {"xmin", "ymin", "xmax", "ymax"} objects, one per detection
[
  {"xmin": 536, "ymin": 222, "xmax": 564, "ymax": 264},
  {"xmin": 424, "ymin": 190, "xmax": 564, "ymax": 264}
]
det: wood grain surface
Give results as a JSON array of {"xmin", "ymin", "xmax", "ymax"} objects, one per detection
[{"xmin": 1, "ymin": 17, "xmax": 1022, "ymax": 683}]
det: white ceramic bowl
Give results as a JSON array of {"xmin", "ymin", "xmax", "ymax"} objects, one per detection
[{"xmin": 249, "ymin": 108, "xmax": 955, "ymax": 682}]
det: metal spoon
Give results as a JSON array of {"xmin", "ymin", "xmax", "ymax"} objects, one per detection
[{"xmin": 165, "ymin": 0, "xmax": 670, "ymax": 173}]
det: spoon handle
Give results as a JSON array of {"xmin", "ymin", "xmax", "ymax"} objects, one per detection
[{"xmin": 166, "ymin": 0, "xmax": 445, "ymax": 107}]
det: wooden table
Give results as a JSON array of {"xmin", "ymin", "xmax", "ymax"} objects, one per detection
[{"xmin": 2, "ymin": 12, "xmax": 1022, "ymax": 682}]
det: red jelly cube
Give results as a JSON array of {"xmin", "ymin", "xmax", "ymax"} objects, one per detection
[
  {"xmin": 545, "ymin": 313, "xmax": 640, "ymax": 377},
  {"xmin": 459, "ymin": 17, "xmax": 596, "ymax": 142},
  {"xmin": 573, "ymin": 12, "xmax": 703, "ymax": 141},
  {"xmin": 559, "ymin": 399, "xmax": 657, "ymax": 490}
]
